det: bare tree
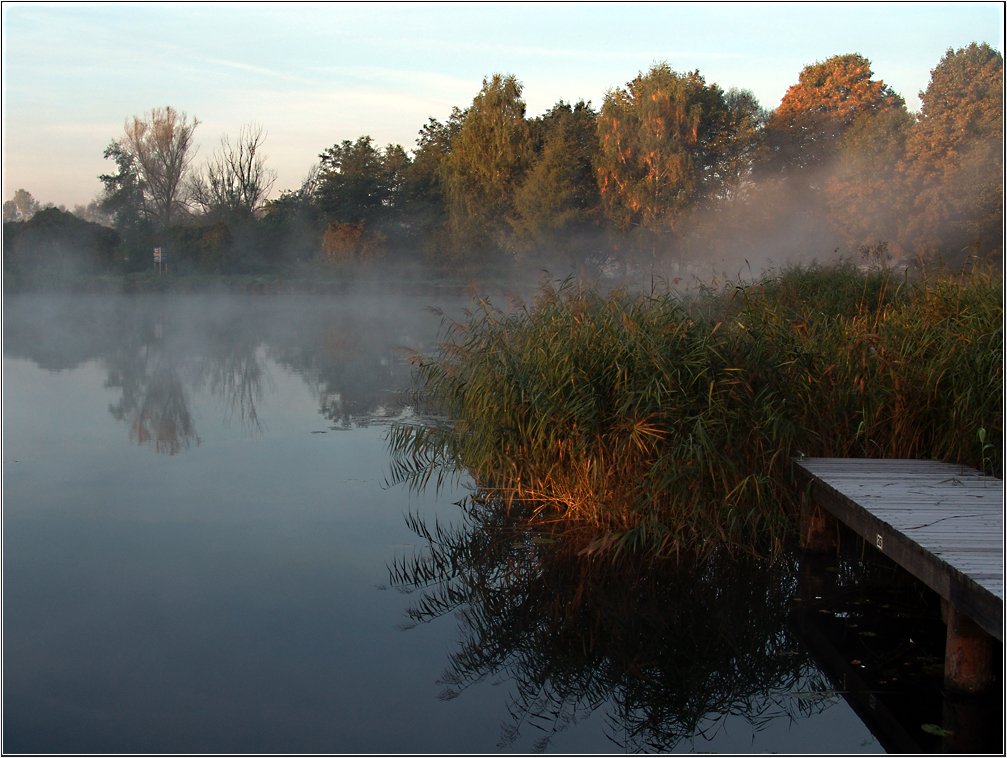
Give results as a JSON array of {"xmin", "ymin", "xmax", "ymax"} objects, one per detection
[
  {"xmin": 190, "ymin": 123, "xmax": 277, "ymax": 221},
  {"xmin": 120, "ymin": 106, "xmax": 200, "ymax": 228}
]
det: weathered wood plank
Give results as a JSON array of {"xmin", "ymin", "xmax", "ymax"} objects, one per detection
[{"xmin": 793, "ymin": 458, "xmax": 1003, "ymax": 640}]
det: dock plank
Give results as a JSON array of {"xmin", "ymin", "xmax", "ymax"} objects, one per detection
[{"xmin": 793, "ymin": 458, "xmax": 1003, "ymax": 640}]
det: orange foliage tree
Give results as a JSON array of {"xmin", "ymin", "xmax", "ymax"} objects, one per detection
[
  {"xmin": 901, "ymin": 43, "xmax": 1003, "ymax": 266},
  {"xmin": 594, "ymin": 63, "xmax": 747, "ymax": 262},
  {"xmin": 321, "ymin": 221, "xmax": 387, "ymax": 263},
  {"xmin": 764, "ymin": 53, "xmax": 904, "ymax": 173}
]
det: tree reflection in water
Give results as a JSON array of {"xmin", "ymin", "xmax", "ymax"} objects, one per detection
[
  {"xmin": 195, "ymin": 317, "xmax": 272, "ymax": 438},
  {"xmin": 103, "ymin": 306, "xmax": 270, "ymax": 454},
  {"xmin": 107, "ymin": 345, "xmax": 199, "ymax": 455},
  {"xmin": 390, "ymin": 495, "xmax": 837, "ymax": 752},
  {"xmin": 3, "ymin": 294, "xmax": 444, "ymax": 455}
]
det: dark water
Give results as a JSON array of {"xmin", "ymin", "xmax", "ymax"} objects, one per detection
[{"xmin": 1, "ymin": 293, "xmax": 991, "ymax": 753}]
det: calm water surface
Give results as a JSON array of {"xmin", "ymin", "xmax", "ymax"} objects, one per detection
[{"xmin": 3, "ymin": 292, "xmax": 941, "ymax": 753}]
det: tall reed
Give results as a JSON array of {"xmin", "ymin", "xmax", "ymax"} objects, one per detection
[{"xmin": 390, "ymin": 264, "xmax": 1002, "ymax": 556}]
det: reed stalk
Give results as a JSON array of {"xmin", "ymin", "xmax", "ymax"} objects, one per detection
[{"xmin": 390, "ymin": 263, "xmax": 1003, "ymax": 556}]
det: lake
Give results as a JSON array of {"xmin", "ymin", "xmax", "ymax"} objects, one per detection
[{"xmin": 1, "ymin": 292, "xmax": 987, "ymax": 753}]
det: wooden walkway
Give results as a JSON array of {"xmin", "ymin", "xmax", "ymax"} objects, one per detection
[{"xmin": 792, "ymin": 458, "xmax": 1003, "ymax": 641}]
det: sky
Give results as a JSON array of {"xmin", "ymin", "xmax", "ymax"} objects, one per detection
[{"xmin": 2, "ymin": 2, "xmax": 1004, "ymax": 210}]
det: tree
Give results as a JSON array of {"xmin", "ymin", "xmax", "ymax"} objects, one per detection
[
  {"xmin": 72, "ymin": 199, "xmax": 114, "ymax": 227},
  {"xmin": 117, "ymin": 106, "xmax": 200, "ymax": 228},
  {"xmin": 2, "ymin": 189, "xmax": 41, "ymax": 222},
  {"xmin": 98, "ymin": 140, "xmax": 147, "ymax": 230},
  {"xmin": 398, "ymin": 109, "xmax": 466, "ymax": 257},
  {"xmin": 823, "ymin": 105, "xmax": 914, "ymax": 255},
  {"xmin": 594, "ymin": 63, "xmax": 745, "ymax": 260},
  {"xmin": 320, "ymin": 222, "xmax": 387, "ymax": 263},
  {"xmin": 763, "ymin": 54, "xmax": 904, "ymax": 174},
  {"xmin": 708, "ymin": 88, "xmax": 770, "ymax": 203},
  {"xmin": 190, "ymin": 123, "xmax": 277, "ymax": 222},
  {"xmin": 438, "ymin": 74, "xmax": 532, "ymax": 261},
  {"xmin": 316, "ymin": 136, "xmax": 408, "ymax": 228},
  {"xmin": 901, "ymin": 43, "xmax": 1003, "ymax": 266},
  {"xmin": 508, "ymin": 100, "xmax": 603, "ymax": 266}
]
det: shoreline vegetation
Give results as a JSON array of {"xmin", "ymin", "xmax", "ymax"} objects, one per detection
[{"xmin": 389, "ymin": 263, "xmax": 1003, "ymax": 559}]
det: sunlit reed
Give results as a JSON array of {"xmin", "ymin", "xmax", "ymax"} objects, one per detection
[{"xmin": 390, "ymin": 263, "xmax": 1002, "ymax": 556}]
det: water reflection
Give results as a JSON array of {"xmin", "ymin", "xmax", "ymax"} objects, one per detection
[
  {"xmin": 106, "ymin": 342, "xmax": 199, "ymax": 455},
  {"xmin": 389, "ymin": 495, "xmax": 836, "ymax": 751},
  {"xmin": 3, "ymin": 294, "xmax": 446, "ymax": 453}
]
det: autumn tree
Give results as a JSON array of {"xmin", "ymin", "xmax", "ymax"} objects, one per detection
[
  {"xmin": 320, "ymin": 221, "xmax": 387, "ymax": 264},
  {"xmin": 116, "ymin": 106, "xmax": 200, "ymax": 228},
  {"xmin": 438, "ymin": 74, "xmax": 532, "ymax": 262},
  {"xmin": 744, "ymin": 55, "xmax": 904, "ymax": 262},
  {"xmin": 594, "ymin": 63, "xmax": 750, "ymax": 264},
  {"xmin": 822, "ymin": 104, "xmax": 914, "ymax": 255},
  {"xmin": 901, "ymin": 43, "xmax": 1003, "ymax": 266},
  {"xmin": 763, "ymin": 53, "xmax": 904, "ymax": 174},
  {"xmin": 190, "ymin": 123, "xmax": 277, "ymax": 222}
]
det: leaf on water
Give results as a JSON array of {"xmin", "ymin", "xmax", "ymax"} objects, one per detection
[{"xmin": 921, "ymin": 724, "xmax": 954, "ymax": 737}]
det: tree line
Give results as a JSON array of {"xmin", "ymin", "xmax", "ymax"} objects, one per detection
[{"xmin": 4, "ymin": 43, "xmax": 1002, "ymax": 280}]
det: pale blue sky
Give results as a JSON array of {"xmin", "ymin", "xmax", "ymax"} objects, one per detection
[{"xmin": 2, "ymin": 2, "xmax": 1003, "ymax": 209}]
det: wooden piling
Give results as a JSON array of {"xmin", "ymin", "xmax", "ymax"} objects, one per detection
[
  {"xmin": 799, "ymin": 491, "xmax": 837, "ymax": 553},
  {"xmin": 943, "ymin": 600, "xmax": 994, "ymax": 694}
]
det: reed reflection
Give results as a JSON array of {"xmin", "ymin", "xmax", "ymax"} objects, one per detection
[{"xmin": 389, "ymin": 495, "xmax": 837, "ymax": 751}]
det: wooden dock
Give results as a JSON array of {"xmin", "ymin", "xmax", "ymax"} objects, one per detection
[{"xmin": 792, "ymin": 458, "xmax": 1003, "ymax": 693}]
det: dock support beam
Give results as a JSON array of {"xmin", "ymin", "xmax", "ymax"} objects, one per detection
[
  {"xmin": 799, "ymin": 492, "xmax": 837, "ymax": 553},
  {"xmin": 942, "ymin": 599, "xmax": 994, "ymax": 695}
]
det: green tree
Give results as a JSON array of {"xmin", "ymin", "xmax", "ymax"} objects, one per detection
[
  {"xmin": 709, "ymin": 88, "xmax": 770, "ymax": 203},
  {"xmin": 99, "ymin": 140, "xmax": 147, "ymax": 229},
  {"xmin": 508, "ymin": 100, "xmax": 602, "ymax": 267},
  {"xmin": 902, "ymin": 43, "xmax": 1003, "ymax": 266},
  {"xmin": 399, "ymin": 109, "xmax": 466, "ymax": 257},
  {"xmin": 259, "ymin": 164, "xmax": 325, "ymax": 266},
  {"xmin": 438, "ymin": 74, "xmax": 532, "ymax": 263},
  {"xmin": 316, "ymin": 136, "xmax": 408, "ymax": 228}
]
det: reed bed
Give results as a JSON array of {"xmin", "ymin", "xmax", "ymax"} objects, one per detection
[{"xmin": 390, "ymin": 264, "xmax": 1003, "ymax": 557}]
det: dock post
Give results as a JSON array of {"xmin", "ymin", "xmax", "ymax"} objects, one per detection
[
  {"xmin": 942, "ymin": 599, "xmax": 994, "ymax": 694},
  {"xmin": 799, "ymin": 492, "xmax": 837, "ymax": 553}
]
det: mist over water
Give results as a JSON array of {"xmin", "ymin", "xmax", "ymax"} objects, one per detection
[{"xmin": 1, "ymin": 292, "xmax": 983, "ymax": 752}]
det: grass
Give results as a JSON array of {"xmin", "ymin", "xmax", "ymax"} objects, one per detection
[{"xmin": 389, "ymin": 263, "xmax": 1003, "ymax": 557}]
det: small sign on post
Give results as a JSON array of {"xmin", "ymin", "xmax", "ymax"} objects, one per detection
[{"xmin": 153, "ymin": 247, "xmax": 167, "ymax": 275}]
